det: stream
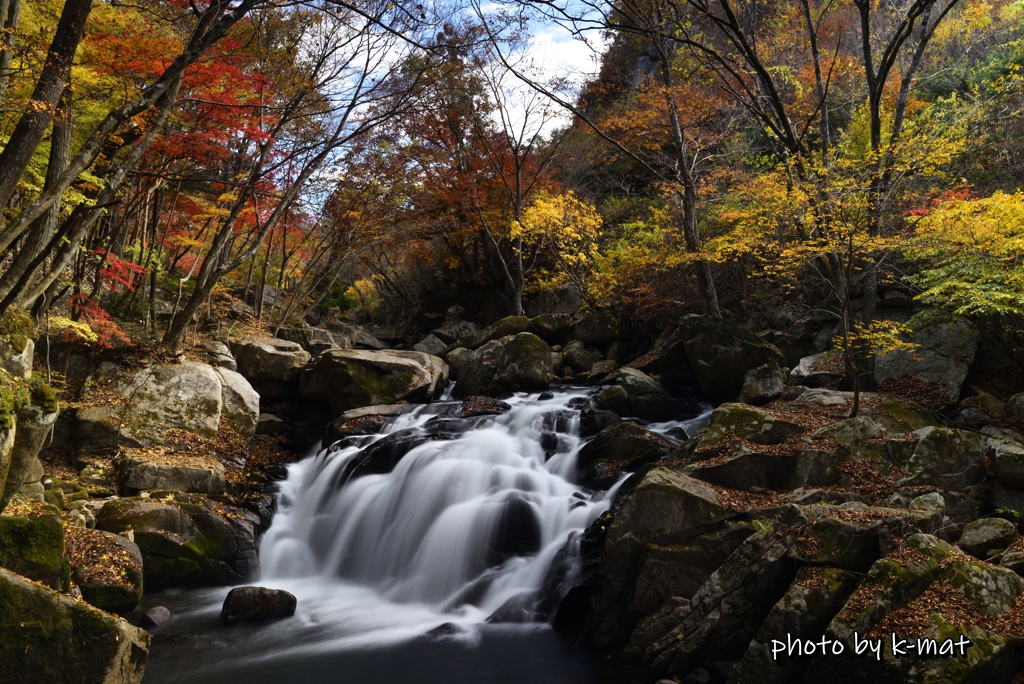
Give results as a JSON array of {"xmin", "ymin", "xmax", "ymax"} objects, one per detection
[{"xmin": 138, "ymin": 388, "xmax": 712, "ymax": 684}]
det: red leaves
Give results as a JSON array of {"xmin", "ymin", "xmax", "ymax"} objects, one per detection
[
  {"xmin": 67, "ymin": 294, "xmax": 133, "ymax": 349},
  {"xmin": 94, "ymin": 249, "xmax": 148, "ymax": 292}
]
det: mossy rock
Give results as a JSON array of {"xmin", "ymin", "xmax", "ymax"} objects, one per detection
[
  {"xmin": 0, "ymin": 509, "xmax": 65, "ymax": 588},
  {"xmin": 66, "ymin": 528, "xmax": 144, "ymax": 615},
  {"xmin": 687, "ymin": 403, "xmax": 803, "ymax": 455},
  {"xmin": 0, "ymin": 567, "xmax": 148, "ymax": 684},
  {"xmin": 0, "ymin": 307, "xmax": 37, "ymax": 356}
]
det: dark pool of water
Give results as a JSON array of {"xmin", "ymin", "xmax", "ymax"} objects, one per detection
[{"xmin": 133, "ymin": 588, "xmax": 646, "ymax": 684}]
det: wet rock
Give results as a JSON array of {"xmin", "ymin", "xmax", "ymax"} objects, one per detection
[
  {"xmin": 66, "ymin": 527, "xmax": 144, "ymax": 614},
  {"xmin": 578, "ymin": 423, "xmax": 675, "ymax": 488},
  {"xmin": 300, "ymin": 348, "xmax": 448, "ymax": 414},
  {"xmin": 874, "ymin": 315, "xmax": 978, "ymax": 404},
  {"xmin": 457, "ymin": 333, "xmax": 552, "ymax": 397},
  {"xmin": 461, "ymin": 315, "xmax": 530, "ymax": 349},
  {"xmin": 97, "ymin": 494, "xmax": 259, "ymax": 590},
  {"xmin": 488, "ymin": 494, "xmax": 541, "ymax": 566},
  {"xmin": 588, "ymin": 467, "xmax": 731, "ymax": 647},
  {"xmin": 0, "ymin": 505, "xmax": 64, "ymax": 588},
  {"xmin": 425, "ymin": 622, "xmax": 465, "ymax": 638},
  {"xmin": 898, "ymin": 426, "xmax": 986, "ymax": 493},
  {"xmin": 142, "ymin": 605, "xmax": 172, "ymax": 628},
  {"xmin": 0, "ymin": 567, "xmax": 149, "ymax": 684},
  {"xmin": 563, "ymin": 341, "xmax": 603, "ymax": 373},
  {"xmin": 221, "ymin": 586, "xmax": 297, "ymax": 626},
  {"xmin": 737, "ymin": 362, "xmax": 785, "ymax": 406},
  {"xmin": 594, "ymin": 385, "xmax": 630, "ymax": 416},
  {"xmin": 789, "ymin": 352, "xmax": 843, "ymax": 388},
  {"xmin": 958, "ymin": 518, "xmax": 1018, "ymax": 560},
  {"xmin": 579, "ymin": 409, "xmax": 621, "ymax": 438},
  {"xmin": 461, "ymin": 396, "xmax": 511, "ymax": 417}
]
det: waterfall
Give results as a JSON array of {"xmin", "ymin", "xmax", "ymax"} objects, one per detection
[{"xmin": 258, "ymin": 390, "xmax": 617, "ymax": 640}]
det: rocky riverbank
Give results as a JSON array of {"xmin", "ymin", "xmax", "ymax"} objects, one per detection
[{"xmin": 2, "ymin": 291, "xmax": 1023, "ymax": 683}]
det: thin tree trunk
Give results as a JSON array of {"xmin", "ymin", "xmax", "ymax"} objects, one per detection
[{"xmin": 0, "ymin": 0, "xmax": 21, "ymax": 100}]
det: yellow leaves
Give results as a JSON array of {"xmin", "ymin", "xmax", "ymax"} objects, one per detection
[
  {"xmin": 834, "ymin": 319, "xmax": 918, "ymax": 359},
  {"xmin": 48, "ymin": 316, "xmax": 98, "ymax": 344}
]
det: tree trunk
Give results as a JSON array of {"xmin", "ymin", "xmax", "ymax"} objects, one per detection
[
  {"xmin": 0, "ymin": 0, "xmax": 22, "ymax": 100},
  {"xmin": 0, "ymin": 87, "xmax": 72, "ymax": 300},
  {"xmin": 0, "ymin": 0, "xmax": 91, "ymax": 215}
]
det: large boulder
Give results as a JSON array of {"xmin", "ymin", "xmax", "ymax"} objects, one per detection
[
  {"xmin": 221, "ymin": 586, "xmax": 297, "ymax": 626},
  {"xmin": 588, "ymin": 467, "xmax": 731, "ymax": 647},
  {"xmin": 300, "ymin": 348, "xmax": 448, "ymax": 415},
  {"xmin": 461, "ymin": 315, "xmax": 530, "ymax": 349},
  {"xmin": 215, "ymin": 368, "xmax": 260, "ymax": 439},
  {"xmin": 528, "ymin": 313, "xmax": 575, "ymax": 342},
  {"xmin": 0, "ymin": 567, "xmax": 149, "ymax": 684},
  {"xmin": 411, "ymin": 334, "xmax": 447, "ymax": 356},
  {"xmin": 578, "ymin": 423, "xmax": 675, "ymax": 488},
  {"xmin": 456, "ymin": 333, "xmax": 553, "ymax": 397},
  {"xmin": 669, "ymin": 315, "xmax": 786, "ymax": 400},
  {"xmin": 231, "ymin": 337, "xmax": 311, "ymax": 399},
  {"xmin": 0, "ymin": 309, "xmax": 35, "ymax": 378},
  {"xmin": 96, "ymin": 494, "xmax": 259, "ymax": 590},
  {"xmin": 789, "ymin": 351, "xmax": 843, "ymax": 388},
  {"xmin": 874, "ymin": 315, "xmax": 979, "ymax": 403},
  {"xmin": 0, "ymin": 502, "xmax": 65, "ymax": 588},
  {"xmin": 115, "ymin": 452, "xmax": 225, "ymax": 495},
  {"xmin": 0, "ymin": 424, "xmax": 15, "ymax": 509},
  {"xmin": 73, "ymin": 362, "xmax": 223, "ymax": 450},
  {"xmin": 276, "ymin": 326, "xmax": 342, "ymax": 355},
  {"xmin": 524, "ymin": 283, "xmax": 584, "ymax": 317},
  {"xmin": 65, "ymin": 527, "xmax": 144, "ymax": 614},
  {"xmin": 575, "ymin": 310, "xmax": 628, "ymax": 345},
  {"xmin": 737, "ymin": 362, "xmax": 785, "ymax": 405},
  {"xmin": 1, "ymin": 404, "xmax": 58, "ymax": 510},
  {"xmin": 431, "ymin": 320, "xmax": 479, "ymax": 345},
  {"xmin": 958, "ymin": 518, "xmax": 1018, "ymax": 559},
  {"xmin": 988, "ymin": 436, "xmax": 1024, "ymax": 489},
  {"xmin": 898, "ymin": 426, "xmax": 986, "ymax": 493},
  {"xmin": 562, "ymin": 341, "xmax": 603, "ymax": 373},
  {"xmin": 443, "ymin": 347, "xmax": 472, "ymax": 380},
  {"xmin": 684, "ymin": 404, "xmax": 804, "ymax": 455}
]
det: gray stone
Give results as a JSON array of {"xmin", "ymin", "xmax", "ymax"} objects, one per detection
[
  {"xmin": 685, "ymin": 445, "xmax": 796, "ymax": 491},
  {"xmin": 300, "ymin": 348, "xmax": 448, "ymax": 414},
  {"xmin": 611, "ymin": 367, "xmax": 668, "ymax": 397},
  {"xmin": 589, "ymin": 467, "xmax": 731, "ymax": 648},
  {"xmin": 899, "ymin": 426, "xmax": 986, "ymax": 493},
  {"xmin": 874, "ymin": 315, "xmax": 978, "ymax": 403},
  {"xmin": 142, "ymin": 605, "xmax": 172, "ymax": 627},
  {"xmin": 673, "ymin": 315, "xmax": 787, "ymax": 400},
  {"xmin": 117, "ymin": 456, "xmax": 225, "ymax": 495},
  {"xmin": 1, "ymin": 404, "xmax": 58, "ymax": 510},
  {"xmin": 431, "ymin": 320, "xmax": 479, "ymax": 345},
  {"xmin": 69, "ymin": 528, "xmax": 144, "ymax": 614},
  {"xmin": 563, "ymin": 341, "xmax": 602, "ymax": 373},
  {"xmin": 787, "ymin": 387, "xmax": 852, "ymax": 406},
  {"xmin": 0, "ymin": 337, "xmax": 33, "ymax": 378},
  {"xmin": 412, "ymin": 334, "xmax": 448, "ymax": 356},
  {"xmin": 989, "ymin": 436, "xmax": 1024, "ymax": 489},
  {"xmin": 1008, "ymin": 393, "xmax": 1024, "ymax": 419},
  {"xmin": 97, "ymin": 495, "xmax": 259, "ymax": 590},
  {"xmin": 327, "ymin": 323, "xmax": 387, "ymax": 350},
  {"xmin": 958, "ymin": 518, "xmax": 1018, "ymax": 559},
  {"xmin": 461, "ymin": 316, "xmax": 530, "ymax": 349},
  {"xmin": 0, "ymin": 567, "xmax": 149, "ymax": 684},
  {"xmin": 216, "ymin": 368, "xmax": 260, "ymax": 439},
  {"xmin": 74, "ymin": 362, "xmax": 223, "ymax": 449},
  {"xmin": 524, "ymin": 284, "xmax": 584, "ymax": 317},
  {"xmin": 787, "ymin": 449, "xmax": 839, "ymax": 489},
  {"xmin": 578, "ymin": 422, "xmax": 675, "ymax": 488},
  {"xmin": 456, "ymin": 333, "xmax": 552, "ymax": 397},
  {"xmin": 789, "ymin": 352, "xmax": 843, "ymax": 388},
  {"xmin": 686, "ymin": 404, "xmax": 804, "ymax": 455},
  {"xmin": 255, "ymin": 413, "xmax": 285, "ymax": 436},
  {"xmin": 575, "ymin": 310, "xmax": 628, "ymax": 344},
  {"xmin": 528, "ymin": 313, "xmax": 575, "ymax": 342},
  {"xmin": 737, "ymin": 362, "xmax": 785, "ymax": 405},
  {"xmin": 202, "ymin": 341, "xmax": 237, "ymax": 371},
  {"xmin": 276, "ymin": 326, "xmax": 338, "ymax": 355},
  {"xmin": 594, "ymin": 385, "xmax": 630, "ymax": 416},
  {"xmin": 443, "ymin": 347, "xmax": 472, "ymax": 380},
  {"xmin": 881, "ymin": 289, "xmax": 914, "ymax": 309},
  {"xmin": 233, "ymin": 337, "xmax": 311, "ymax": 385}
]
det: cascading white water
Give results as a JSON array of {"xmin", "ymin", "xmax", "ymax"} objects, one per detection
[{"xmin": 258, "ymin": 389, "xmax": 619, "ymax": 640}]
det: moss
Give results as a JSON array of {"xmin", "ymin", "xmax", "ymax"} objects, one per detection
[
  {"xmin": 0, "ymin": 370, "xmax": 29, "ymax": 430},
  {"xmin": 0, "ymin": 307, "xmax": 37, "ymax": 355},
  {"xmin": 25, "ymin": 376, "xmax": 58, "ymax": 414},
  {"xmin": 0, "ymin": 513, "xmax": 65, "ymax": 588}
]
